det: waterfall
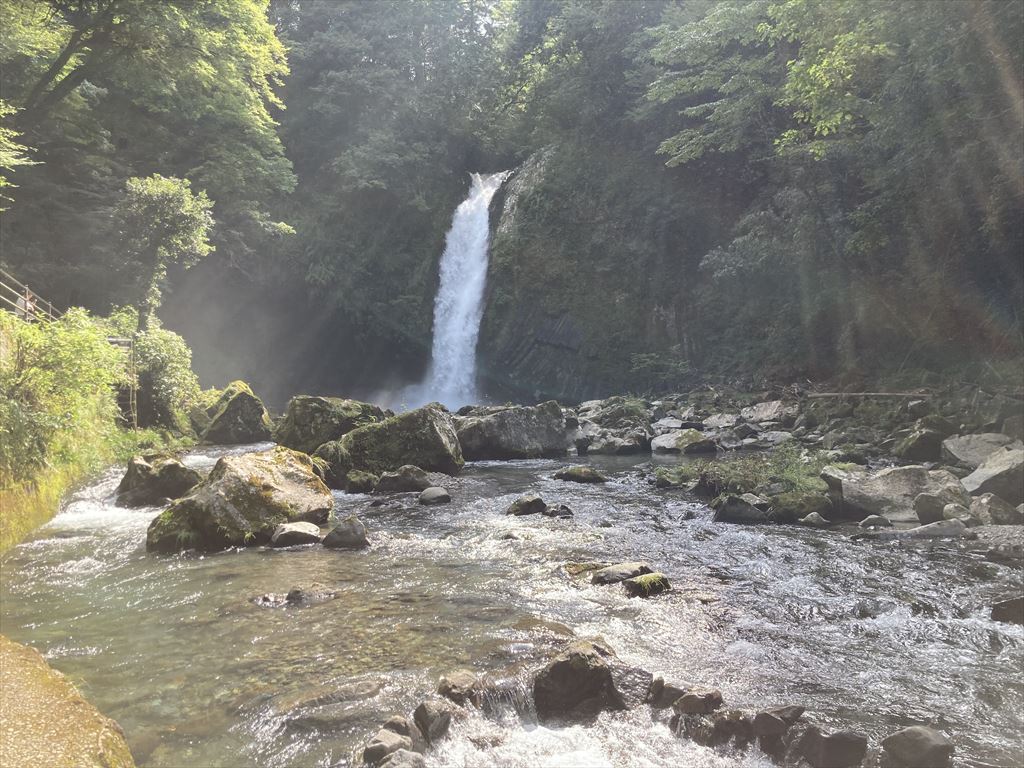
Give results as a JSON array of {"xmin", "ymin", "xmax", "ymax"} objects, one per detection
[{"xmin": 407, "ymin": 171, "xmax": 508, "ymax": 409}]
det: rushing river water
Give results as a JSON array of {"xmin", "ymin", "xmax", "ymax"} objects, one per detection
[{"xmin": 1, "ymin": 444, "xmax": 1022, "ymax": 768}]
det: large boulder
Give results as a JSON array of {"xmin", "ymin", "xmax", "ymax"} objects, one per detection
[
  {"xmin": 375, "ymin": 465, "xmax": 431, "ymax": 494},
  {"xmin": 712, "ymin": 495, "xmax": 773, "ymax": 525},
  {"xmin": 590, "ymin": 562, "xmax": 653, "ymax": 585},
  {"xmin": 455, "ymin": 401, "xmax": 566, "ymax": 460},
  {"xmin": 322, "ymin": 515, "xmax": 369, "ymax": 549},
  {"xmin": 651, "ymin": 428, "xmax": 708, "ymax": 454},
  {"xmin": 314, "ymin": 404, "xmax": 463, "ymax": 486},
  {"xmin": 201, "ymin": 380, "xmax": 273, "ymax": 444},
  {"xmin": 740, "ymin": 400, "xmax": 797, "ymax": 425},
  {"xmin": 146, "ymin": 447, "xmax": 333, "ymax": 553},
  {"xmin": 880, "ymin": 726, "xmax": 953, "ymax": 768},
  {"xmin": 115, "ymin": 452, "xmax": 200, "ymax": 507},
  {"xmin": 532, "ymin": 639, "xmax": 651, "ymax": 722},
  {"xmin": 553, "ymin": 465, "xmax": 608, "ymax": 484},
  {"xmin": 272, "ymin": 396, "xmax": 385, "ymax": 454},
  {"xmin": 970, "ymin": 493, "xmax": 1024, "ymax": 525},
  {"xmin": 833, "ymin": 465, "xmax": 969, "ymax": 524},
  {"xmin": 962, "ymin": 446, "xmax": 1023, "ymax": 505},
  {"xmin": 894, "ymin": 428, "xmax": 944, "ymax": 461},
  {"xmin": 942, "ymin": 433, "xmax": 1020, "ymax": 469}
]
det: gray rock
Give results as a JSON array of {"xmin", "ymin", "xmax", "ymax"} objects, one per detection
[
  {"xmin": 376, "ymin": 465, "xmax": 432, "ymax": 494},
  {"xmin": 838, "ymin": 465, "xmax": 969, "ymax": 524},
  {"xmin": 941, "ymin": 503, "xmax": 979, "ymax": 526},
  {"xmin": 970, "ymin": 493, "xmax": 1024, "ymax": 525},
  {"xmin": 542, "ymin": 503, "xmax": 573, "ymax": 518},
  {"xmin": 857, "ymin": 518, "xmax": 974, "ymax": 541},
  {"xmin": 797, "ymin": 512, "xmax": 830, "ymax": 528},
  {"xmin": 590, "ymin": 562, "xmax": 653, "ymax": 585},
  {"xmin": 363, "ymin": 728, "xmax": 412, "ymax": 765},
  {"xmin": 895, "ymin": 428, "xmax": 944, "ymax": 461},
  {"xmin": 413, "ymin": 699, "xmax": 453, "ymax": 744},
  {"xmin": 880, "ymin": 725, "xmax": 953, "ymax": 768},
  {"xmin": 378, "ymin": 750, "xmax": 426, "ymax": 768},
  {"xmin": 859, "ymin": 515, "xmax": 892, "ymax": 528},
  {"xmin": 454, "ymin": 401, "xmax": 566, "ymax": 460},
  {"xmin": 962, "ymin": 447, "xmax": 1023, "ymax": 505},
  {"xmin": 116, "ymin": 453, "xmax": 201, "ymax": 507},
  {"xmin": 704, "ymin": 413, "xmax": 738, "ymax": 429},
  {"xmin": 712, "ymin": 495, "xmax": 773, "ymax": 525},
  {"xmin": 322, "ymin": 515, "xmax": 369, "ymax": 549},
  {"xmin": 201, "ymin": 381, "xmax": 272, "ymax": 444},
  {"xmin": 505, "ymin": 494, "xmax": 548, "ymax": 516},
  {"xmin": 438, "ymin": 670, "xmax": 478, "ymax": 706},
  {"xmin": 532, "ymin": 639, "xmax": 648, "ymax": 722},
  {"xmin": 553, "ymin": 466, "xmax": 607, "ymax": 483},
  {"xmin": 914, "ymin": 485, "xmax": 973, "ymax": 524},
  {"xmin": 272, "ymin": 395, "xmax": 384, "ymax": 454},
  {"xmin": 622, "ymin": 572, "xmax": 670, "ymax": 597},
  {"xmin": 991, "ymin": 596, "xmax": 1024, "ymax": 625},
  {"xmin": 647, "ymin": 675, "xmax": 689, "ymax": 709},
  {"xmin": 270, "ymin": 521, "xmax": 322, "ymax": 547},
  {"xmin": 672, "ymin": 687, "xmax": 723, "ymax": 714},
  {"xmin": 146, "ymin": 447, "xmax": 333, "ymax": 553},
  {"xmin": 652, "ymin": 428, "xmax": 707, "ymax": 454},
  {"xmin": 652, "ymin": 417, "xmax": 684, "ymax": 433},
  {"xmin": 740, "ymin": 400, "xmax": 797, "ymax": 424},
  {"xmin": 942, "ymin": 433, "xmax": 1020, "ymax": 469},
  {"xmin": 418, "ymin": 487, "xmax": 451, "ymax": 506},
  {"xmin": 757, "ymin": 430, "xmax": 795, "ymax": 447},
  {"xmin": 798, "ymin": 726, "xmax": 868, "ymax": 768}
]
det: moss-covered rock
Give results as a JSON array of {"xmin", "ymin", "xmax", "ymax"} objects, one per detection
[
  {"xmin": 553, "ymin": 465, "xmax": 607, "ymax": 484},
  {"xmin": 768, "ymin": 491, "xmax": 834, "ymax": 524},
  {"xmin": 115, "ymin": 452, "xmax": 201, "ymax": 507},
  {"xmin": 201, "ymin": 380, "xmax": 272, "ymax": 444},
  {"xmin": 623, "ymin": 572, "xmax": 671, "ymax": 597},
  {"xmin": 315, "ymin": 403, "xmax": 463, "ymax": 481},
  {"xmin": 273, "ymin": 395, "xmax": 386, "ymax": 454},
  {"xmin": 455, "ymin": 401, "xmax": 567, "ymax": 460},
  {"xmin": 344, "ymin": 470, "xmax": 378, "ymax": 494},
  {"xmin": 0, "ymin": 634, "xmax": 135, "ymax": 768},
  {"xmin": 146, "ymin": 446, "xmax": 333, "ymax": 553}
]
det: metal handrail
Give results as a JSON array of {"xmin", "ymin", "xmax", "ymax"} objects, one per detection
[{"xmin": 0, "ymin": 267, "xmax": 62, "ymax": 322}]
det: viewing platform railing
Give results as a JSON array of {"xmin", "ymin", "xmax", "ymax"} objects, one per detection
[{"xmin": 0, "ymin": 268, "xmax": 62, "ymax": 322}]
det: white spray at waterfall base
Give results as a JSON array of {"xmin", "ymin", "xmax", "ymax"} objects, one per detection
[{"xmin": 400, "ymin": 171, "xmax": 509, "ymax": 410}]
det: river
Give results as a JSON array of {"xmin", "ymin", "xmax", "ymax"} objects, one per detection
[{"xmin": 1, "ymin": 444, "xmax": 1021, "ymax": 767}]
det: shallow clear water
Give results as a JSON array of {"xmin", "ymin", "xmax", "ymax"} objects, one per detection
[{"xmin": 1, "ymin": 445, "xmax": 1022, "ymax": 767}]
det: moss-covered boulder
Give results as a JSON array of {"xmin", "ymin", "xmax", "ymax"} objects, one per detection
[
  {"xmin": 768, "ymin": 491, "xmax": 834, "ymax": 524},
  {"xmin": 314, "ymin": 404, "xmax": 463, "ymax": 485},
  {"xmin": 0, "ymin": 634, "xmax": 135, "ymax": 767},
  {"xmin": 115, "ymin": 452, "xmax": 201, "ymax": 507},
  {"xmin": 454, "ymin": 401, "xmax": 566, "ymax": 460},
  {"xmin": 201, "ymin": 380, "xmax": 272, "ymax": 444},
  {"xmin": 273, "ymin": 395, "xmax": 386, "ymax": 454},
  {"xmin": 553, "ymin": 465, "xmax": 608, "ymax": 484},
  {"xmin": 146, "ymin": 447, "xmax": 333, "ymax": 553}
]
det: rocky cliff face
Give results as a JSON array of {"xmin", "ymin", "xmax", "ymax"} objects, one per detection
[{"xmin": 477, "ymin": 143, "xmax": 726, "ymax": 403}]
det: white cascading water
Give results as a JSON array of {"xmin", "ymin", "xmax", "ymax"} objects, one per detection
[{"xmin": 409, "ymin": 170, "xmax": 508, "ymax": 409}]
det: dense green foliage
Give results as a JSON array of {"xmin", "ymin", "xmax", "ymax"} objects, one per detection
[{"xmin": 2, "ymin": 0, "xmax": 1021, "ymax": 399}]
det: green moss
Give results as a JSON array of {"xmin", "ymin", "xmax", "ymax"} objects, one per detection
[{"xmin": 669, "ymin": 444, "xmax": 832, "ymax": 498}]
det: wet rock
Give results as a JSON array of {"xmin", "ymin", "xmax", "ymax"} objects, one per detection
[
  {"xmin": 880, "ymin": 725, "xmax": 953, "ymax": 768},
  {"xmin": 542, "ymin": 503, "xmax": 573, "ymax": 518},
  {"xmin": 454, "ymin": 401, "xmax": 566, "ymax": 460},
  {"xmin": 533, "ymin": 639, "xmax": 640, "ymax": 722},
  {"xmin": 587, "ymin": 429, "xmax": 650, "ymax": 455},
  {"xmin": 894, "ymin": 428, "xmax": 944, "ymax": 461},
  {"xmin": 314, "ymin": 404, "xmax": 463, "ymax": 485},
  {"xmin": 377, "ymin": 750, "xmax": 426, "ymax": 768},
  {"xmin": 418, "ymin": 487, "xmax": 451, "ymax": 506},
  {"xmin": 855, "ymin": 518, "xmax": 974, "ymax": 541},
  {"xmin": 116, "ymin": 452, "xmax": 201, "ymax": 507},
  {"xmin": 647, "ymin": 675, "xmax": 689, "ymax": 709},
  {"xmin": 798, "ymin": 725, "xmax": 868, "ymax": 768},
  {"xmin": 553, "ymin": 466, "xmax": 607, "ymax": 483},
  {"xmin": 591, "ymin": 562, "xmax": 653, "ymax": 585},
  {"xmin": 770, "ymin": 491, "xmax": 833, "ymax": 524},
  {"xmin": 836, "ymin": 465, "xmax": 969, "ymax": 524},
  {"xmin": 285, "ymin": 583, "xmax": 337, "ymax": 606},
  {"xmin": 941, "ymin": 503, "xmax": 979, "ymax": 526},
  {"xmin": 712, "ymin": 495, "xmax": 773, "ymax": 525},
  {"xmin": 942, "ymin": 433, "xmax": 1020, "ymax": 469},
  {"xmin": 413, "ymin": 698, "xmax": 453, "ymax": 744},
  {"xmin": 146, "ymin": 447, "xmax": 333, "ymax": 553},
  {"xmin": 797, "ymin": 512, "xmax": 830, "ymax": 528},
  {"xmin": 273, "ymin": 395, "xmax": 384, "ymax": 454},
  {"xmin": 270, "ymin": 522, "xmax": 321, "ymax": 547},
  {"xmin": 651, "ymin": 428, "xmax": 706, "ymax": 454},
  {"xmin": 376, "ymin": 465, "xmax": 432, "ymax": 494},
  {"xmin": 754, "ymin": 706, "xmax": 804, "ymax": 736},
  {"xmin": 970, "ymin": 493, "xmax": 1024, "ymax": 525},
  {"xmin": 322, "ymin": 515, "xmax": 369, "ymax": 549},
  {"xmin": 859, "ymin": 515, "xmax": 893, "ymax": 528},
  {"xmin": 623, "ymin": 572, "xmax": 671, "ymax": 597},
  {"xmin": 672, "ymin": 687, "xmax": 723, "ymax": 715},
  {"xmin": 201, "ymin": 380, "xmax": 272, "ymax": 444},
  {"xmin": 438, "ymin": 670, "xmax": 479, "ymax": 706},
  {"xmin": 363, "ymin": 728, "xmax": 412, "ymax": 765},
  {"xmin": 914, "ymin": 485, "xmax": 972, "ymax": 525},
  {"xmin": 991, "ymin": 596, "xmax": 1024, "ymax": 625},
  {"xmin": 505, "ymin": 494, "xmax": 548, "ymax": 516},
  {"xmin": 345, "ymin": 470, "xmax": 379, "ymax": 494},
  {"xmin": 962, "ymin": 446, "xmax": 1023, "ymax": 505}
]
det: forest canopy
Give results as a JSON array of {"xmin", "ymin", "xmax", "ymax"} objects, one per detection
[{"xmin": 2, "ymin": 0, "xmax": 1021, "ymax": 399}]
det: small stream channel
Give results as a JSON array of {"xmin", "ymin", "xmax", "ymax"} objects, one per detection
[{"xmin": 1, "ymin": 444, "xmax": 1022, "ymax": 767}]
